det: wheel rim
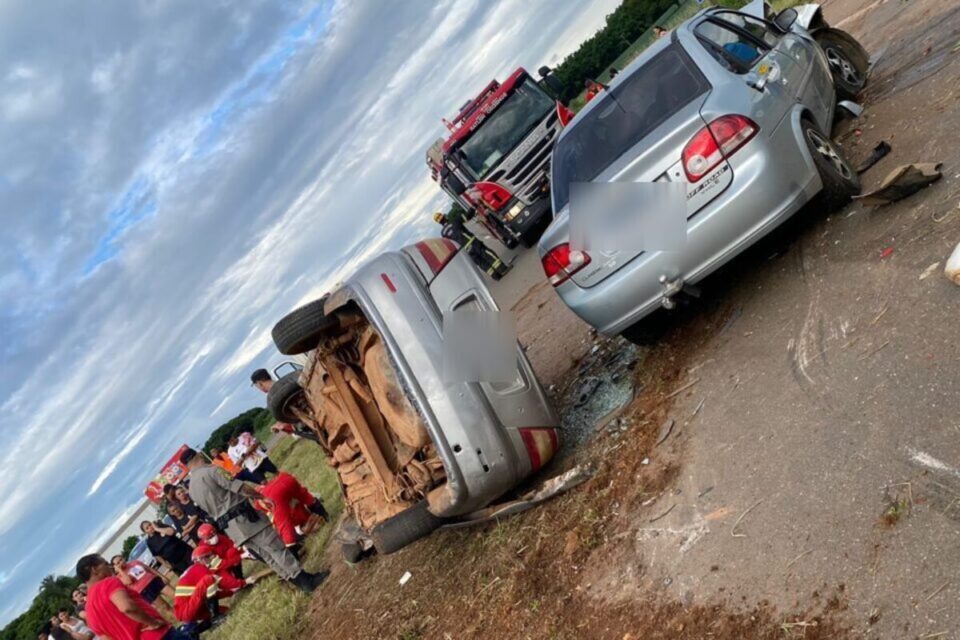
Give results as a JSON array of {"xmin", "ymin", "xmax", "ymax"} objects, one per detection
[
  {"xmin": 825, "ymin": 46, "xmax": 863, "ymax": 88},
  {"xmin": 807, "ymin": 129, "xmax": 854, "ymax": 182}
]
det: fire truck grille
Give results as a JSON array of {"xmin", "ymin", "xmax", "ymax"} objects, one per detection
[{"xmin": 488, "ymin": 110, "xmax": 560, "ymax": 205}]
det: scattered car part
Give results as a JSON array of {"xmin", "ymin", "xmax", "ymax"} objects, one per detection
[
  {"xmin": 855, "ymin": 163, "xmax": 943, "ymax": 206},
  {"xmin": 856, "ymin": 141, "xmax": 892, "ymax": 174}
]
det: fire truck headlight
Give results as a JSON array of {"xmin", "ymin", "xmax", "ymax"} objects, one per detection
[{"xmin": 504, "ymin": 203, "xmax": 524, "ymax": 222}]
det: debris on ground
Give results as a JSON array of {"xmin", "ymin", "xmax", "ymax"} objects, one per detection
[
  {"xmin": 919, "ymin": 262, "xmax": 941, "ymax": 280},
  {"xmin": 945, "ymin": 242, "xmax": 960, "ymax": 284},
  {"xmin": 560, "ymin": 339, "xmax": 641, "ymax": 445},
  {"xmin": 856, "ymin": 140, "xmax": 892, "ymax": 174},
  {"xmin": 399, "ymin": 571, "xmax": 412, "ymax": 586},
  {"xmin": 656, "ymin": 418, "xmax": 675, "ymax": 445},
  {"xmin": 880, "ymin": 246, "xmax": 895, "ymax": 260},
  {"xmin": 855, "ymin": 162, "xmax": 943, "ymax": 206}
]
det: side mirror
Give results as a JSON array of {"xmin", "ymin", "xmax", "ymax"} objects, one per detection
[
  {"xmin": 538, "ymin": 65, "xmax": 552, "ymax": 79},
  {"xmin": 773, "ymin": 8, "xmax": 798, "ymax": 32},
  {"xmin": 542, "ymin": 74, "xmax": 565, "ymax": 97}
]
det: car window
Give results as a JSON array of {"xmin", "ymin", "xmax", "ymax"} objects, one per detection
[
  {"xmin": 551, "ymin": 44, "xmax": 709, "ymax": 211},
  {"xmin": 695, "ymin": 13, "xmax": 778, "ymax": 73}
]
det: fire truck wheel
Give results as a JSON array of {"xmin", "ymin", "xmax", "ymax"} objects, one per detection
[
  {"xmin": 266, "ymin": 371, "xmax": 303, "ymax": 423},
  {"xmin": 369, "ymin": 501, "xmax": 443, "ymax": 554},
  {"xmin": 271, "ymin": 297, "xmax": 338, "ymax": 355}
]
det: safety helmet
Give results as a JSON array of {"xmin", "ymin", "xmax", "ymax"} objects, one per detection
[
  {"xmin": 433, "ymin": 212, "xmax": 445, "ymax": 224},
  {"xmin": 197, "ymin": 523, "xmax": 216, "ymax": 540},
  {"xmin": 191, "ymin": 544, "xmax": 215, "ymax": 562}
]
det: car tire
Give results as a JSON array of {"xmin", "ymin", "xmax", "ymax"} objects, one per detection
[
  {"xmin": 266, "ymin": 371, "xmax": 303, "ymax": 423},
  {"xmin": 340, "ymin": 541, "xmax": 364, "ymax": 564},
  {"xmin": 802, "ymin": 120, "xmax": 860, "ymax": 211},
  {"xmin": 271, "ymin": 297, "xmax": 338, "ymax": 355},
  {"xmin": 369, "ymin": 501, "xmax": 443, "ymax": 555},
  {"xmin": 621, "ymin": 310, "xmax": 672, "ymax": 346},
  {"xmin": 815, "ymin": 30, "xmax": 868, "ymax": 101}
]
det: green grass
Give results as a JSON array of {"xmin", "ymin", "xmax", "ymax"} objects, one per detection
[{"xmin": 203, "ymin": 438, "xmax": 343, "ymax": 640}]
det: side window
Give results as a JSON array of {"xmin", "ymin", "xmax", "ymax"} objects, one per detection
[{"xmin": 695, "ymin": 13, "xmax": 778, "ymax": 74}]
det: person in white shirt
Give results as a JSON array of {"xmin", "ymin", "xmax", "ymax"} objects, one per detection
[
  {"xmin": 55, "ymin": 610, "xmax": 94, "ymax": 640},
  {"xmin": 227, "ymin": 431, "xmax": 278, "ymax": 484}
]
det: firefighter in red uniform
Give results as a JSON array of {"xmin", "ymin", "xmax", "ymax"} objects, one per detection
[
  {"xmin": 255, "ymin": 472, "xmax": 328, "ymax": 548},
  {"xmin": 174, "ymin": 546, "xmax": 243, "ymax": 634},
  {"xmin": 197, "ymin": 523, "xmax": 244, "ymax": 581}
]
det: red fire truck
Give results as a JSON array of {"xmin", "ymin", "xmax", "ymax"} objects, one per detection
[{"xmin": 427, "ymin": 67, "xmax": 572, "ymax": 248}]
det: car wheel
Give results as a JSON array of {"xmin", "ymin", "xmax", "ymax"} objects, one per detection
[
  {"xmin": 816, "ymin": 31, "xmax": 868, "ymax": 101},
  {"xmin": 271, "ymin": 296, "xmax": 338, "ymax": 355},
  {"xmin": 621, "ymin": 310, "xmax": 672, "ymax": 346},
  {"xmin": 369, "ymin": 501, "xmax": 443, "ymax": 554},
  {"xmin": 266, "ymin": 371, "xmax": 304, "ymax": 423},
  {"xmin": 802, "ymin": 120, "xmax": 860, "ymax": 211}
]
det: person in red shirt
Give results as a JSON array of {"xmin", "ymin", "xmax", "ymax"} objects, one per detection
[
  {"xmin": 256, "ymin": 471, "xmax": 328, "ymax": 548},
  {"xmin": 196, "ymin": 524, "xmax": 243, "ymax": 580},
  {"xmin": 174, "ymin": 546, "xmax": 245, "ymax": 634},
  {"xmin": 583, "ymin": 79, "xmax": 605, "ymax": 103},
  {"xmin": 111, "ymin": 555, "xmax": 175, "ymax": 618},
  {"xmin": 76, "ymin": 554, "xmax": 191, "ymax": 640}
]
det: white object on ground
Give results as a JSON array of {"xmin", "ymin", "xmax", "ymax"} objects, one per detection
[
  {"xmin": 945, "ymin": 242, "xmax": 960, "ymax": 285},
  {"xmin": 920, "ymin": 262, "xmax": 941, "ymax": 280},
  {"xmin": 399, "ymin": 571, "xmax": 412, "ymax": 586}
]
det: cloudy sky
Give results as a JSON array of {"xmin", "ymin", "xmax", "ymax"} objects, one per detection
[{"xmin": 0, "ymin": 0, "xmax": 622, "ymax": 625}]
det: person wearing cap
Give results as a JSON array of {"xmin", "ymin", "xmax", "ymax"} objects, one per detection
[
  {"xmin": 173, "ymin": 546, "xmax": 241, "ymax": 634},
  {"xmin": 179, "ymin": 447, "xmax": 329, "ymax": 592},
  {"xmin": 433, "ymin": 211, "xmax": 510, "ymax": 281},
  {"xmin": 196, "ymin": 523, "xmax": 244, "ymax": 580},
  {"xmin": 76, "ymin": 554, "xmax": 191, "ymax": 640},
  {"xmin": 256, "ymin": 471, "xmax": 328, "ymax": 548}
]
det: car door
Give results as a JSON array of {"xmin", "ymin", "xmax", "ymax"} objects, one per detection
[{"xmin": 693, "ymin": 11, "xmax": 802, "ymax": 135}]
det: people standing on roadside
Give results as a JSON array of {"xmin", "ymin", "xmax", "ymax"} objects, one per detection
[
  {"xmin": 584, "ymin": 79, "xmax": 605, "ymax": 103},
  {"xmin": 209, "ymin": 447, "xmax": 241, "ymax": 477},
  {"xmin": 166, "ymin": 503, "xmax": 201, "ymax": 547},
  {"xmin": 46, "ymin": 617, "xmax": 77, "ymax": 640},
  {"xmin": 55, "ymin": 610, "xmax": 94, "ymax": 640},
  {"xmin": 71, "ymin": 589, "xmax": 88, "ymax": 622},
  {"xmin": 179, "ymin": 447, "xmax": 329, "ymax": 592},
  {"xmin": 111, "ymin": 555, "xmax": 175, "ymax": 619},
  {"xmin": 654, "ymin": 24, "xmax": 668, "ymax": 39},
  {"xmin": 252, "ymin": 369, "xmax": 323, "ymax": 445},
  {"xmin": 140, "ymin": 520, "xmax": 193, "ymax": 574},
  {"xmin": 76, "ymin": 554, "xmax": 191, "ymax": 640},
  {"xmin": 434, "ymin": 212, "xmax": 511, "ymax": 281},
  {"xmin": 227, "ymin": 431, "xmax": 277, "ymax": 485}
]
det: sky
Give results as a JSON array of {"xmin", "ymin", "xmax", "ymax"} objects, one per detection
[{"xmin": 0, "ymin": 0, "xmax": 622, "ymax": 625}]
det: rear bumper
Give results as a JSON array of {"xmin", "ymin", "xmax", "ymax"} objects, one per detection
[
  {"xmin": 327, "ymin": 251, "xmax": 558, "ymax": 518},
  {"xmin": 555, "ymin": 112, "xmax": 821, "ymax": 335}
]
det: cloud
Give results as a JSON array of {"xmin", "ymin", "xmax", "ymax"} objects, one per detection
[{"xmin": 0, "ymin": 0, "xmax": 621, "ymax": 626}]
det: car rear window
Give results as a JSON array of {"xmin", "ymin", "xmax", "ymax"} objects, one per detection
[{"xmin": 551, "ymin": 44, "xmax": 710, "ymax": 211}]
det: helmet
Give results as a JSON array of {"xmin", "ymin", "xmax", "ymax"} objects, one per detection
[
  {"xmin": 433, "ymin": 212, "xmax": 445, "ymax": 225},
  {"xmin": 191, "ymin": 544, "xmax": 215, "ymax": 562},
  {"xmin": 197, "ymin": 523, "xmax": 216, "ymax": 540}
]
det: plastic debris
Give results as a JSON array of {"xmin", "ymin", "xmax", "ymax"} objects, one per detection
[
  {"xmin": 855, "ymin": 163, "xmax": 943, "ymax": 206},
  {"xmin": 399, "ymin": 571, "xmax": 412, "ymax": 586},
  {"xmin": 880, "ymin": 247, "xmax": 895, "ymax": 260},
  {"xmin": 946, "ymin": 243, "xmax": 960, "ymax": 285},
  {"xmin": 919, "ymin": 262, "xmax": 941, "ymax": 280},
  {"xmin": 856, "ymin": 141, "xmax": 891, "ymax": 174}
]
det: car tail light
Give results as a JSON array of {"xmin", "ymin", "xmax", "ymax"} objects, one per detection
[
  {"xmin": 413, "ymin": 238, "xmax": 458, "ymax": 277},
  {"xmin": 541, "ymin": 243, "xmax": 591, "ymax": 287},
  {"xmin": 682, "ymin": 114, "xmax": 758, "ymax": 182},
  {"xmin": 472, "ymin": 181, "xmax": 512, "ymax": 211},
  {"xmin": 556, "ymin": 100, "xmax": 575, "ymax": 127},
  {"xmin": 519, "ymin": 427, "xmax": 559, "ymax": 472}
]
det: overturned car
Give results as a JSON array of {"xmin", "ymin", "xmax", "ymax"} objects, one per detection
[{"xmin": 266, "ymin": 238, "xmax": 560, "ymax": 555}]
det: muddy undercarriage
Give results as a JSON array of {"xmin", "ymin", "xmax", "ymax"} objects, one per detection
[{"xmin": 288, "ymin": 310, "xmax": 447, "ymax": 532}]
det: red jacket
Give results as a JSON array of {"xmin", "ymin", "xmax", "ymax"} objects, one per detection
[
  {"xmin": 173, "ymin": 565, "xmax": 233, "ymax": 623},
  {"xmin": 206, "ymin": 534, "xmax": 243, "ymax": 573}
]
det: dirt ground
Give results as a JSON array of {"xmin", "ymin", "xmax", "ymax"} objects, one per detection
[{"xmin": 304, "ymin": 1, "xmax": 960, "ymax": 637}]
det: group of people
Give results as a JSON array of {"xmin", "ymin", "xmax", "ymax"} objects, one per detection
[{"xmin": 64, "ymin": 416, "xmax": 331, "ymax": 640}]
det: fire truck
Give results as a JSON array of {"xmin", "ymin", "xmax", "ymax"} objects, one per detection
[{"xmin": 426, "ymin": 67, "xmax": 573, "ymax": 248}]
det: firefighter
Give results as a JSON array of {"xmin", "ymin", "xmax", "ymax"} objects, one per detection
[
  {"xmin": 255, "ymin": 472, "xmax": 328, "ymax": 549},
  {"xmin": 196, "ymin": 523, "xmax": 244, "ymax": 581},
  {"xmin": 433, "ymin": 212, "xmax": 511, "ymax": 281},
  {"xmin": 173, "ymin": 546, "xmax": 240, "ymax": 634}
]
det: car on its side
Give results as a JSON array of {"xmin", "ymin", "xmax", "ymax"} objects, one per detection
[
  {"xmin": 265, "ymin": 238, "xmax": 559, "ymax": 555},
  {"xmin": 539, "ymin": 5, "xmax": 867, "ymax": 344}
]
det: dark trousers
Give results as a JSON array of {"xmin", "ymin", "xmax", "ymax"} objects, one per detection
[{"xmin": 236, "ymin": 458, "xmax": 278, "ymax": 484}]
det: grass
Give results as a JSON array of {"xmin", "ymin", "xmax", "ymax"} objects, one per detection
[{"xmin": 204, "ymin": 438, "xmax": 343, "ymax": 640}]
